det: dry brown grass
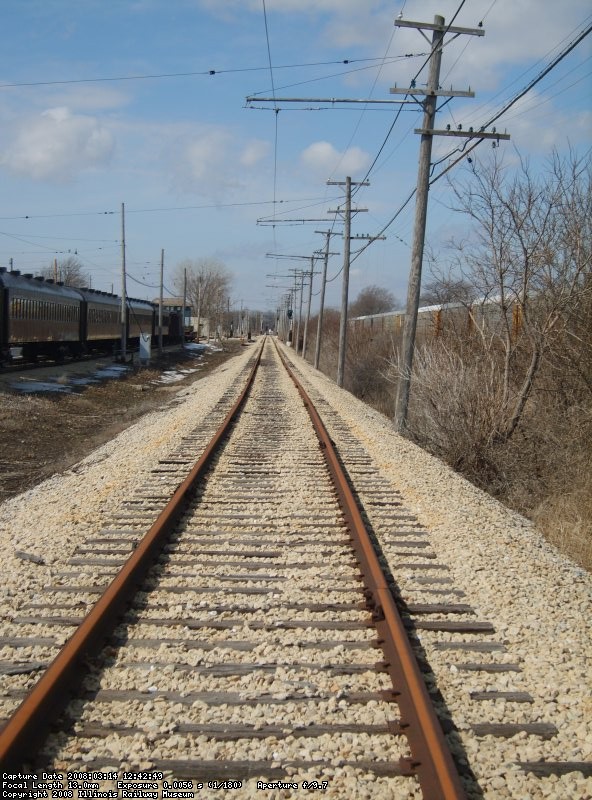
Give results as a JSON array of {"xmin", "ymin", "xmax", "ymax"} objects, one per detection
[
  {"xmin": 534, "ymin": 479, "xmax": 592, "ymax": 570},
  {"xmin": 315, "ymin": 324, "xmax": 592, "ymax": 572}
]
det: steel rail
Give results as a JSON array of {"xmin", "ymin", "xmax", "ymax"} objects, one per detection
[
  {"xmin": 0, "ymin": 340, "xmax": 265, "ymax": 769},
  {"xmin": 275, "ymin": 341, "xmax": 466, "ymax": 800}
]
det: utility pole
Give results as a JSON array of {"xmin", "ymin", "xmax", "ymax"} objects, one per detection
[
  {"xmin": 182, "ymin": 267, "xmax": 187, "ymax": 346},
  {"xmin": 158, "ymin": 248, "xmax": 164, "ymax": 355},
  {"xmin": 120, "ymin": 202, "xmax": 127, "ymax": 362},
  {"xmin": 266, "ymin": 252, "xmax": 319, "ymax": 352},
  {"xmin": 294, "ymin": 271, "xmax": 305, "ymax": 355},
  {"xmin": 337, "ymin": 177, "xmax": 351, "ymax": 388},
  {"xmin": 301, "ymin": 258, "xmax": 314, "ymax": 360},
  {"xmin": 313, "ymin": 230, "xmax": 340, "ymax": 370},
  {"xmin": 302, "ymin": 258, "xmax": 321, "ymax": 360},
  {"xmin": 392, "ymin": 14, "xmax": 509, "ymax": 431},
  {"xmin": 328, "ymin": 177, "xmax": 370, "ymax": 388}
]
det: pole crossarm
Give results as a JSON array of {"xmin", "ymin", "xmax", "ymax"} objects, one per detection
[
  {"xmin": 327, "ymin": 180, "xmax": 370, "ymax": 187},
  {"xmin": 395, "ymin": 19, "xmax": 485, "ymax": 37},
  {"xmin": 390, "ymin": 87, "xmax": 474, "ymax": 98},
  {"xmin": 416, "ymin": 128, "xmax": 510, "ymax": 139},
  {"xmin": 257, "ymin": 217, "xmax": 338, "ymax": 225},
  {"xmin": 266, "ymin": 253, "xmax": 320, "ymax": 260},
  {"xmin": 246, "ymin": 96, "xmax": 417, "ymax": 105}
]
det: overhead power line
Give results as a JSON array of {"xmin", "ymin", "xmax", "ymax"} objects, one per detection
[
  {"xmin": 0, "ymin": 197, "xmax": 331, "ymax": 221},
  {"xmin": 480, "ymin": 18, "xmax": 592, "ymax": 131},
  {"xmin": 429, "ymin": 17, "xmax": 592, "ymax": 185},
  {"xmin": 354, "ymin": 13, "xmax": 592, "ymax": 251},
  {"xmin": 0, "ymin": 57, "xmax": 413, "ymax": 90}
]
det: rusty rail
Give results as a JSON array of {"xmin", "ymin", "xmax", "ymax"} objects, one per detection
[
  {"xmin": 0, "ymin": 341, "xmax": 265, "ymax": 769},
  {"xmin": 276, "ymin": 341, "xmax": 466, "ymax": 800}
]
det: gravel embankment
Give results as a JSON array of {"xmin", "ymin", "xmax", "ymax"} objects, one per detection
[
  {"xmin": 285, "ymin": 342, "xmax": 592, "ymax": 800},
  {"xmin": 0, "ymin": 345, "xmax": 255, "ymax": 616}
]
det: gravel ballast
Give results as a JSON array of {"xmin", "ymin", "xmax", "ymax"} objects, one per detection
[{"xmin": 284, "ymin": 343, "xmax": 592, "ymax": 800}]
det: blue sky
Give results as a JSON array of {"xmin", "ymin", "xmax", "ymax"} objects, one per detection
[{"xmin": 1, "ymin": 0, "xmax": 590, "ymax": 312}]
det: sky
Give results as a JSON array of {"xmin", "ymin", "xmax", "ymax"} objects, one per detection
[{"xmin": 0, "ymin": 0, "xmax": 590, "ymax": 314}]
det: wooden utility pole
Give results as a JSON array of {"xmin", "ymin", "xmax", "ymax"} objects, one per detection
[
  {"xmin": 392, "ymin": 14, "xmax": 509, "ymax": 431},
  {"xmin": 294, "ymin": 271, "xmax": 305, "ymax": 355},
  {"xmin": 182, "ymin": 267, "xmax": 187, "ymax": 345},
  {"xmin": 313, "ymin": 230, "xmax": 340, "ymax": 370},
  {"xmin": 328, "ymin": 177, "xmax": 370, "ymax": 388},
  {"xmin": 336, "ymin": 177, "xmax": 351, "ymax": 388},
  {"xmin": 158, "ymin": 248, "xmax": 164, "ymax": 355},
  {"xmin": 266, "ymin": 253, "xmax": 318, "ymax": 353},
  {"xmin": 301, "ymin": 259, "xmax": 314, "ymax": 359},
  {"xmin": 120, "ymin": 202, "xmax": 127, "ymax": 362}
]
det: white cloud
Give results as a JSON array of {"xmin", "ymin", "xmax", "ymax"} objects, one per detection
[
  {"xmin": 183, "ymin": 132, "xmax": 232, "ymax": 182},
  {"xmin": 240, "ymin": 139, "xmax": 269, "ymax": 167},
  {"xmin": 1, "ymin": 106, "xmax": 114, "ymax": 181},
  {"xmin": 46, "ymin": 85, "xmax": 130, "ymax": 112},
  {"xmin": 170, "ymin": 127, "xmax": 273, "ymax": 197},
  {"xmin": 300, "ymin": 140, "xmax": 370, "ymax": 178}
]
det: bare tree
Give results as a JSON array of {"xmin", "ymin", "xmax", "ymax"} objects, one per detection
[
  {"xmin": 349, "ymin": 285, "xmax": 399, "ymax": 317},
  {"xmin": 40, "ymin": 256, "xmax": 89, "ymax": 287},
  {"xmin": 446, "ymin": 148, "xmax": 592, "ymax": 443},
  {"xmin": 420, "ymin": 272, "xmax": 476, "ymax": 306},
  {"xmin": 174, "ymin": 258, "xmax": 232, "ymax": 340}
]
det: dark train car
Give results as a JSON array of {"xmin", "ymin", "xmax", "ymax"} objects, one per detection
[
  {"xmin": 127, "ymin": 297, "xmax": 155, "ymax": 341},
  {"xmin": 0, "ymin": 268, "xmax": 83, "ymax": 362},
  {"xmin": 154, "ymin": 308, "xmax": 183, "ymax": 343},
  {"xmin": 167, "ymin": 310, "xmax": 183, "ymax": 342},
  {"xmin": 79, "ymin": 291, "xmax": 158, "ymax": 353},
  {"xmin": 78, "ymin": 288, "xmax": 121, "ymax": 348},
  {"xmin": 0, "ymin": 268, "xmax": 186, "ymax": 365}
]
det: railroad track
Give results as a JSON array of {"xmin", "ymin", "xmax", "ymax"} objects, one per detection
[
  {"xmin": 0, "ymin": 336, "xmax": 466, "ymax": 798},
  {"xmin": 1, "ymin": 337, "xmax": 589, "ymax": 798}
]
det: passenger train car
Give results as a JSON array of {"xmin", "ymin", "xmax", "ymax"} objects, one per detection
[{"xmin": 0, "ymin": 268, "xmax": 182, "ymax": 364}]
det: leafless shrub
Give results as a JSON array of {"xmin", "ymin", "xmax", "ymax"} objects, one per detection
[{"xmin": 387, "ymin": 338, "xmax": 507, "ymax": 483}]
